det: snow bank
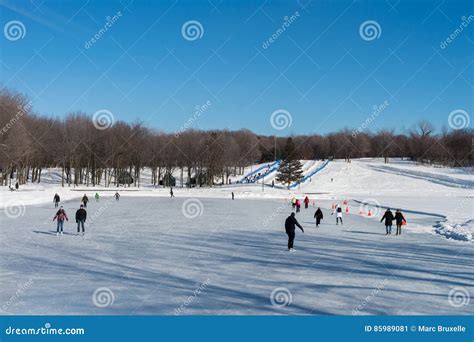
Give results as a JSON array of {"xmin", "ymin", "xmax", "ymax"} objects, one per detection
[{"xmin": 434, "ymin": 220, "xmax": 473, "ymax": 242}]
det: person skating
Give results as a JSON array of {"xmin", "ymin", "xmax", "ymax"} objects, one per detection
[
  {"xmin": 75, "ymin": 204, "xmax": 87, "ymax": 236},
  {"xmin": 332, "ymin": 205, "xmax": 343, "ymax": 225},
  {"xmin": 314, "ymin": 207, "xmax": 323, "ymax": 227},
  {"xmin": 295, "ymin": 199, "xmax": 301, "ymax": 213},
  {"xmin": 394, "ymin": 209, "xmax": 406, "ymax": 235},
  {"xmin": 82, "ymin": 194, "xmax": 89, "ymax": 208},
  {"xmin": 170, "ymin": 188, "xmax": 174, "ymax": 198},
  {"xmin": 381, "ymin": 208, "xmax": 394, "ymax": 235},
  {"xmin": 53, "ymin": 206, "xmax": 68, "ymax": 236},
  {"xmin": 304, "ymin": 196, "xmax": 310, "ymax": 209},
  {"xmin": 291, "ymin": 197, "xmax": 296, "ymax": 209},
  {"xmin": 95, "ymin": 193, "xmax": 99, "ymax": 202},
  {"xmin": 115, "ymin": 192, "xmax": 120, "ymax": 201},
  {"xmin": 231, "ymin": 192, "xmax": 234, "ymax": 200},
  {"xmin": 284, "ymin": 212, "xmax": 304, "ymax": 252},
  {"xmin": 53, "ymin": 193, "xmax": 60, "ymax": 208},
  {"xmin": 15, "ymin": 181, "xmax": 19, "ymax": 190}
]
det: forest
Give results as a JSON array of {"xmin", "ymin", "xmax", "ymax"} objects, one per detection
[{"xmin": 0, "ymin": 89, "xmax": 472, "ymax": 188}]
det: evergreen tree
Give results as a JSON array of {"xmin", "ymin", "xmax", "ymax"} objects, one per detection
[{"xmin": 276, "ymin": 138, "xmax": 304, "ymax": 189}]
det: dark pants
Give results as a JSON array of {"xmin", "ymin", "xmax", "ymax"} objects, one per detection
[
  {"xmin": 396, "ymin": 224, "xmax": 402, "ymax": 235},
  {"xmin": 56, "ymin": 220, "xmax": 64, "ymax": 232},
  {"xmin": 54, "ymin": 202, "xmax": 59, "ymax": 208},
  {"xmin": 336, "ymin": 217, "xmax": 343, "ymax": 224},
  {"xmin": 287, "ymin": 231, "xmax": 295, "ymax": 250},
  {"xmin": 83, "ymin": 202, "xmax": 87, "ymax": 208},
  {"xmin": 316, "ymin": 218, "xmax": 321, "ymax": 227},
  {"xmin": 296, "ymin": 206, "xmax": 300, "ymax": 212},
  {"xmin": 305, "ymin": 203, "xmax": 308, "ymax": 209},
  {"xmin": 386, "ymin": 225, "xmax": 392, "ymax": 234},
  {"xmin": 77, "ymin": 220, "xmax": 85, "ymax": 233}
]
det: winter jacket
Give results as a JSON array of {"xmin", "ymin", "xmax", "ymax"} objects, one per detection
[
  {"xmin": 304, "ymin": 197, "xmax": 310, "ymax": 204},
  {"xmin": 82, "ymin": 196, "xmax": 89, "ymax": 203},
  {"xmin": 381, "ymin": 210, "xmax": 394, "ymax": 226},
  {"xmin": 75, "ymin": 208, "xmax": 87, "ymax": 222},
  {"xmin": 394, "ymin": 211, "xmax": 405, "ymax": 225},
  {"xmin": 53, "ymin": 195, "xmax": 60, "ymax": 203},
  {"xmin": 285, "ymin": 214, "xmax": 304, "ymax": 234},
  {"xmin": 314, "ymin": 209, "xmax": 323, "ymax": 220},
  {"xmin": 295, "ymin": 200, "xmax": 301, "ymax": 207},
  {"xmin": 53, "ymin": 210, "xmax": 68, "ymax": 222}
]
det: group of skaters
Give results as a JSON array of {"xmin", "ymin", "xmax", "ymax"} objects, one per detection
[
  {"xmin": 285, "ymin": 196, "xmax": 407, "ymax": 251},
  {"xmin": 52, "ymin": 191, "xmax": 121, "ymax": 236}
]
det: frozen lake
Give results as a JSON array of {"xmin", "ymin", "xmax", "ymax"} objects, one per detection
[{"xmin": 0, "ymin": 196, "xmax": 472, "ymax": 315}]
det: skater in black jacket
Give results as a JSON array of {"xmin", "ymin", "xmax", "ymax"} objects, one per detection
[
  {"xmin": 394, "ymin": 209, "xmax": 405, "ymax": 235},
  {"xmin": 380, "ymin": 208, "xmax": 394, "ymax": 235},
  {"xmin": 285, "ymin": 213, "xmax": 304, "ymax": 252},
  {"xmin": 75, "ymin": 205, "xmax": 87, "ymax": 235},
  {"xmin": 53, "ymin": 193, "xmax": 60, "ymax": 208},
  {"xmin": 314, "ymin": 207, "xmax": 323, "ymax": 227}
]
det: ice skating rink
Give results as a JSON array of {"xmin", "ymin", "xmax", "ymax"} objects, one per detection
[{"xmin": 1, "ymin": 196, "xmax": 472, "ymax": 315}]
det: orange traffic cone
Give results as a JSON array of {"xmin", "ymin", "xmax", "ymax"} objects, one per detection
[{"xmin": 368, "ymin": 209, "xmax": 372, "ymax": 217}]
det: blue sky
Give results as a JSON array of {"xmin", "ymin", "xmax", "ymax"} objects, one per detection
[{"xmin": 0, "ymin": 0, "xmax": 473, "ymax": 135}]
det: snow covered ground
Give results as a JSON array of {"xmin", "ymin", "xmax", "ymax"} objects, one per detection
[{"xmin": 0, "ymin": 158, "xmax": 472, "ymax": 315}]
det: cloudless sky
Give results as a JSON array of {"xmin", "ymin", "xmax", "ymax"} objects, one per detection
[{"xmin": 0, "ymin": 0, "xmax": 473, "ymax": 136}]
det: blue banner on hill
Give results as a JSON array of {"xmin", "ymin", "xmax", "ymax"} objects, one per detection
[{"xmin": 0, "ymin": 316, "xmax": 472, "ymax": 342}]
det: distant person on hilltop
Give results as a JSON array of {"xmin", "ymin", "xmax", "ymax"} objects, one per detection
[
  {"xmin": 170, "ymin": 188, "xmax": 174, "ymax": 198},
  {"xmin": 95, "ymin": 193, "xmax": 99, "ymax": 202},
  {"xmin": 285, "ymin": 212, "xmax": 304, "ymax": 252},
  {"xmin": 304, "ymin": 196, "xmax": 310, "ymax": 209},
  {"xmin": 53, "ymin": 193, "xmax": 60, "ymax": 208},
  {"xmin": 115, "ymin": 192, "xmax": 120, "ymax": 201},
  {"xmin": 231, "ymin": 192, "xmax": 234, "ymax": 200},
  {"xmin": 53, "ymin": 206, "xmax": 68, "ymax": 236},
  {"xmin": 314, "ymin": 207, "xmax": 323, "ymax": 227},
  {"xmin": 82, "ymin": 194, "xmax": 89, "ymax": 207},
  {"xmin": 75, "ymin": 204, "xmax": 87, "ymax": 236},
  {"xmin": 332, "ymin": 205, "xmax": 343, "ymax": 225},
  {"xmin": 381, "ymin": 208, "xmax": 394, "ymax": 235},
  {"xmin": 394, "ymin": 209, "xmax": 406, "ymax": 236}
]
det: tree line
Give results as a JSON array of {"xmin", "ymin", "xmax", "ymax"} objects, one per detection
[{"xmin": 0, "ymin": 89, "xmax": 472, "ymax": 188}]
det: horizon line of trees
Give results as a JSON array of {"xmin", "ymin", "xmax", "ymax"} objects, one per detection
[{"xmin": 1, "ymin": 89, "xmax": 472, "ymax": 188}]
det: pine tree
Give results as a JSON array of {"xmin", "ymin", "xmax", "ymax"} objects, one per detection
[{"xmin": 276, "ymin": 138, "xmax": 304, "ymax": 189}]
